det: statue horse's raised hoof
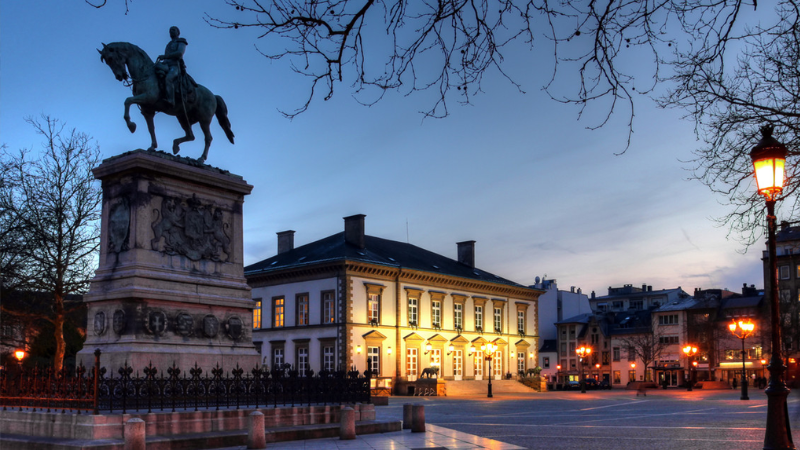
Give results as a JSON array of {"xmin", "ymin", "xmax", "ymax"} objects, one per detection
[{"xmin": 127, "ymin": 122, "xmax": 136, "ymax": 133}]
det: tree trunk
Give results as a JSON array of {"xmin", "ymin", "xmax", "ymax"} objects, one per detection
[{"xmin": 53, "ymin": 293, "xmax": 66, "ymax": 371}]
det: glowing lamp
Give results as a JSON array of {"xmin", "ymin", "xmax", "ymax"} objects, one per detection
[
  {"xmin": 356, "ymin": 345, "xmax": 362, "ymax": 354},
  {"xmin": 595, "ymin": 363, "xmax": 600, "ymax": 369},
  {"xmin": 630, "ymin": 363, "xmax": 636, "ymax": 369},
  {"xmin": 556, "ymin": 364, "xmax": 562, "ymax": 370},
  {"xmin": 790, "ymin": 358, "xmax": 797, "ymax": 364},
  {"xmin": 448, "ymin": 344, "xmax": 455, "ymax": 355},
  {"xmin": 425, "ymin": 343, "xmax": 433, "ymax": 355},
  {"xmin": 761, "ymin": 359, "xmax": 766, "ymax": 365},
  {"xmin": 387, "ymin": 347, "xmax": 392, "ymax": 355},
  {"xmin": 469, "ymin": 346, "xmax": 475, "ymax": 355},
  {"xmin": 14, "ymin": 350, "xmax": 25, "ymax": 361},
  {"xmin": 750, "ymin": 125, "xmax": 788, "ymax": 200},
  {"xmin": 692, "ymin": 361, "xmax": 698, "ymax": 367}
]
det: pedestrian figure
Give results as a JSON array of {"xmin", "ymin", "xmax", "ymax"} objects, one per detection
[
  {"xmin": 636, "ymin": 383, "xmax": 647, "ymax": 397},
  {"xmin": 733, "ymin": 378, "xmax": 738, "ymax": 389}
]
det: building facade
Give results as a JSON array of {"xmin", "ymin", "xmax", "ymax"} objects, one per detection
[{"xmin": 245, "ymin": 215, "xmax": 542, "ymax": 394}]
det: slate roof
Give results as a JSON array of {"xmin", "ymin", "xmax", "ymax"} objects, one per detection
[
  {"xmin": 654, "ymin": 298, "xmax": 699, "ymax": 312},
  {"xmin": 539, "ymin": 339, "xmax": 557, "ymax": 353},
  {"xmin": 244, "ymin": 232, "xmax": 527, "ymax": 288},
  {"xmin": 721, "ymin": 295, "xmax": 763, "ymax": 309},
  {"xmin": 777, "ymin": 224, "xmax": 800, "ymax": 243},
  {"xmin": 554, "ymin": 313, "xmax": 593, "ymax": 325}
]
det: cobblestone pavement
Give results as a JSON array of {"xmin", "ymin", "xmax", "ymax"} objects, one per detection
[{"xmin": 376, "ymin": 388, "xmax": 800, "ymax": 450}]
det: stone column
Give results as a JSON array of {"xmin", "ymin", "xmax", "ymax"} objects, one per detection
[
  {"xmin": 411, "ymin": 404, "xmax": 425, "ymax": 433},
  {"xmin": 403, "ymin": 404, "xmax": 413, "ymax": 429},
  {"xmin": 124, "ymin": 418, "xmax": 145, "ymax": 450},
  {"xmin": 340, "ymin": 407, "xmax": 356, "ymax": 440},
  {"xmin": 247, "ymin": 411, "xmax": 266, "ymax": 449}
]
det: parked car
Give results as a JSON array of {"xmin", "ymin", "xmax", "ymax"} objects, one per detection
[
  {"xmin": 598, "ymin": 379, "xmax": 612, "ymax": 390},
  {"xmin": 565, "ymin": 380, "xmax": 581, "ymax": 390},
  {"xmin": 583, "ymin": 378, "xmax": 599, "ymax": 389}
]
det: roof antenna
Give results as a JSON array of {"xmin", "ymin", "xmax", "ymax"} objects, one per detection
[{"xmin": 406, "ymin": 218, "xmax": 409, "ymax": 243}]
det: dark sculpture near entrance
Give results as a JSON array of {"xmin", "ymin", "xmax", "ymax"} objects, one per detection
[{"xmin": 98, "ymin": 27, "xmax": 234, "ymax": 163}]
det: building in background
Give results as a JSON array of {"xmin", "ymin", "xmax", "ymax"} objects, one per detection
[{"xmin": 245, "ymin": 215, "xmax": 542, "ymax": 395}]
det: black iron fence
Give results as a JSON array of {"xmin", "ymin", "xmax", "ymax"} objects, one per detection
[{"xmin": 0, "ymin": 350, "xmax": 371, "ymax": 414}]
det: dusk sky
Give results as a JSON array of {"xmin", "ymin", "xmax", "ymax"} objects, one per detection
[{"xmin": 1, "ymin": 0, "xmax": 767, "ymax": 297}]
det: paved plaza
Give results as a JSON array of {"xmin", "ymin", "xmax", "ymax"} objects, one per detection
[{"xmin": 370, "ymin": 389, "xmax": 800, "ymax": 450}]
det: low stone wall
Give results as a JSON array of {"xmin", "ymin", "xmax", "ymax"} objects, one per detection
[{"xmin": 0, "ymin": 403, "xmax": 375, "ymax": 440}]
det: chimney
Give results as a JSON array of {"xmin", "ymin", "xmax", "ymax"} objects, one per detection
[
  {"xmin": 642, "ymin": 284, "xmax": 647, "ymax": 292},
  {"xmin": 276, "ymin": 230, "xmax": 295, "ymax": 254},
  {"xmin": 457, "ymin": 240, "xmax": 475, "ymax": 268},
  {"xmin": 344, "ymin": 214, "xmax": 366, "ymax": 249},
  {"xmin": 591, "ymin": 291, "xmax": 596, "ymax": 299}
]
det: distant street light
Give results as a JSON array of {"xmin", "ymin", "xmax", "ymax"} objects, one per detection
[
  {"xmin": 575, "ymin": 346, "xmax": 592, "ymax": 394},
  {"xmin": 682, "ymin": 345, "xmax": 698, "ymax": 391},
  {"xmin": 480, "ymin": 343, "xmax": 497, "ymax": 398},
  {"xmin": 14, "ymin": 350, "xmax": 26, "ymax": 362},
  {"xmin": 729, "ymin": 319, "xmax": 755, "ymax": 400},
  {"xmin": 749, "ymin": 125, "xmax": 795, "ymax": 450}
]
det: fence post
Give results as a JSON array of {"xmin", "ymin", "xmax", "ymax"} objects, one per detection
[
  {"xmin": 340, "ymin": 407, "xmax": 356, "ymax": 440},
  {"xmin": 124, "ymin": 418, "xmax": 145, "ymax": 450},
  {"xmin": 93, "ymin": 349, "xmax": 101, "ymax": 415},
  {"xmin": 247, "ymin": 411, "xmax": 266, "ymax": 449}
]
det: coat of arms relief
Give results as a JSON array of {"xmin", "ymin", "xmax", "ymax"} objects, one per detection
[{"xmin": 150, "ymin": 193, "xmax": 232, "ymax": 262}]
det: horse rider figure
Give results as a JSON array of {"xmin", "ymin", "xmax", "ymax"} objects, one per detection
[{"xmin": 155, "ymin": 26, "xmax": 189, "ymax": 108}]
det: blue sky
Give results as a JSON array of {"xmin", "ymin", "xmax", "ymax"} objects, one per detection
[{"xmin": 0, "ymin": 0, "xmax": 766, "ymax": 297}]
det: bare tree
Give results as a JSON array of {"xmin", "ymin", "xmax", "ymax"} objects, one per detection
[
  {"xmin": 618, "ymin": 321, "xmax": 669, "ymax": 383},
  {"xmin": 0, "ymin": 116, "xmax": 101, "ymax": 371}
]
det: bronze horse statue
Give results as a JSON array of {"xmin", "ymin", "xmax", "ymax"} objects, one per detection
[{"xmin": 98, "ymin": 42, "xmax": 234, "ymax": 163}]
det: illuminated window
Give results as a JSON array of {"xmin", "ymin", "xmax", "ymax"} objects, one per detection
[
  {"xmin": 406, "ymin": 348, "xmax": 418, "ymax": 379},
  {"xmin": 474, "ymin": 306, "xmax": 483, "ymax": 330},
  {"xmin": 517, "ymin": 311, "xmax": 525, "ymax": 334},
  {"xmin": 431, "ymin": 348, "xmax": 442, "ymax": 368},
  {"xmin": 543, "ymin": 357, "xmax": 550, "ymax": 368},
  {"xmin": 322, "ymin": 291, "xmax": 335, "ymax": 323},
  {"xmin": 517, "ymin": 352, "xmax": 525, "ymax": 373},
  {"xmin": 408, "ymin": 296, "xmax": 418, "ymax": 325},
  {"xmin": 454, "ymin": 304, "xmax": 463, "ymax": 330},
  {"xmin": 628, "ymin": 370, "xmax": 636, "ymax": 382},
  {"xmin": 368, "ymin": 294, "xmax": 380, "ymax": 324},
  {"xmin": 432, "ymin": 300, "xmax": 441, "ymax": 328},
  {"xmin": 613, "ymin": 371, "xmax": 621, "ymax": 384},
  {"xmin": 368, "ymin": 346, "xmax": 380, "ymax": 374},
  {"xmin": 253, "ymin": 299, "xmax": 262, "ymax": 329},
  {"xmin": 273, "ymin": 297, "xmax": 285, "ymax": 328},
  {"xmin": 494, "ymin": 307, "xmax": 502, "ymax": 332},
  {"xmin": 296, "ymin": 294, "xmax": 309, "ymax": 325}
]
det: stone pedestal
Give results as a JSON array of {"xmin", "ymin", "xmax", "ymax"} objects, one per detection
[{"xmin": 77, "ymin": 150, "xmax": 259, "ymax": 372}]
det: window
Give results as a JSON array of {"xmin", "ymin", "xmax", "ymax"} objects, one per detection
[
  {"xmin": 517, "ymin": 353, "xmax": 525, "ymax": 373},
  {"xmin": 659, "ymin": 314, "xmax": 679, "ymax": 325},
  {"xmin": 475, "ymin": 354, "xmax": 483, "ymax": 377},
  {"xmin": 253, "ymin": 299, "xmax": 262, "ymax": 329},
  {"xmin": 630, "ymin": 300, "xmax": 644, "ymax": 310},
  {"xmin": 591, "ymin": 334, "xmax": 599, "ymax": 344},
  {"xmin": 517, "ymin": 311, "xmax": 525, "ymax": 334},
  {"xmin": 560, "ymin": 343, "xmax": 566, "ymax": 357},
  {"xmin": 569, "ymin": 342, "xmax": 576, "ymax": 354},
  {"xmin": 628, "ymin": 347, "xmax": 635, "ymax": 361},
  {"xmin": 322, "ymin": 291, "xmax": 335, "ymax": 323},
  {"xmin": 273, "ymin": 348, "xmax": 284, "ymax": 368},
  {"xmin": 297, "ymin": 347, "xmax": 309, "ymax": 376},
  {"xmin": 659, "ymin": 336, "xmax": 680, "ymax": 345},
  {"xmin": 431, "ymin": 348, "xmax": 442, "ymax": 368},
  {"xmin": 431, "ymin": 300, "xmax": 441, "ymax": 328},
  {"xmin": 602, "ymin": 351, "xmax": 610, "ymax": 365},
  {"xmin": 781, "ymin": 289, "xmax": 792, "ymax": 303},
  {"xmin": 628, "ymin": 370, "xmax": 636, "ymax": 382},
  {"xmin": 368, "ymin": 294, "xmax": 380, "ymax": 324},
  {"xmin": 781, "ymin": 265, "xmax": 790, "ymax": 279},
  {"xmin": 474, "ymin": 306, "xmax": 483, "ymax": 330},
  {"xmin": 569, "ymin": 326, "xmax": 576, "ymax": 339},
  {"xmin": 613, "ymin": 347, "xmax": 620, "ymax": 361},
  {"xmin": 408, "ymin": 296, "xmax": 418, "ymax": 325},
  {"xmin": 296, "ymin": 294, "xmax": 309, "ymax": 326},
  {"xmin": 494, "ymin": 307, "xmax": 502, "ymax": 332},
  {"xmin": 368, "ymin": 346, "xmax": 380, "ymax": 374},
  {"xmin": 454, "ymin": 304, "xmax": 463, "ymax": 330},
  {"xmin": 406, "ymin": 348, "xmax": 418, "ymax": 379},
  {"xmin": 273, "ymin": 297, "xmax": 285, "ymax": 328},
  {"xmin": 543, "ymin": 357, "xmax": 550, "ymax": 368},
  {"xmin": 613, "ymin": 371, "xmax": 621, "ymax": 384},
  {"xmin": 453, "ymin": 350, "xmax": 463, "ymax": 377},
  {"xmin": 323, "ymin": 346, "xmax": 335, "ymax": 371},
  {"xmin": 612, "ymin": 301, "xmax": 623, "ymax": 310}
]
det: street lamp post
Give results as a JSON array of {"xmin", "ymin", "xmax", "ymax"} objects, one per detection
[
  {"xmin": 481, "ymin": 343, "xmax": 497, "ymax": 398},
  {"xmin": 729, "ymin": 319, "xmax": 755, "ymax": 400},
  {"xmin": 749, "ymin": 125, "xmax": 795, "ymax": 450},
  {"xmin": 683, "ymin": 345, "xmax": 698, "ymax": 391},
  {"xmin": 575, "ymin": 346, "xmax": 592, "ymax": 394}
]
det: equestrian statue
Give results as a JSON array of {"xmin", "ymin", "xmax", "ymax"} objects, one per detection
[{"xmin": 99, "ymin": 26, "xmax": 234, "ymax": 163}]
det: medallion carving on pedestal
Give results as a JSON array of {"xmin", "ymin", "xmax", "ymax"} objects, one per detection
[{"xmin": 150, "ymin": 193, "xmax": 232, "ymax": 262}]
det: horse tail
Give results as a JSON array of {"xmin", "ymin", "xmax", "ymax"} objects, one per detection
[{"xmin": 215, "ymin": 95, "xmax": 235, "ymax": 144}]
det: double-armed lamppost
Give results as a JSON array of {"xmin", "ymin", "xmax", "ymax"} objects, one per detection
[
  {"xmin": 729, "ymin": 319, "xmax": 755, "ymax": 400},
  {"xmin": 749, "ymin": 125, "xmax": 794, "ymax": 449},
  {"xmin": 683, "ymin": 345, "xmax": 698, "ymax": 391},
  {"xmin": 481, "ymin": 343, "xmax": 497, "ymax": 398},
  {"xmin": 575, "ymin": 346, "xmax": 592, "ymax": 394}
]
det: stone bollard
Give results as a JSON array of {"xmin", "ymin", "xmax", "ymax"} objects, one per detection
[
  {"xmin": 411, "ymin": 404, "xmax": 425, "ymax": 433},
  {"xmin": 340, "ymin": 407, "xmax": 356, "ymax": 440},
  {"xmin": 403, "ymin": 403, "xmax": 413, "ymax": 429},
  {"xmin": 247, "ymin": 411, "xmax": 266, "ymax": 449},
  {"xmin": 124, "ymin": 418, "xmax": 145, "ymax": 450}
]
